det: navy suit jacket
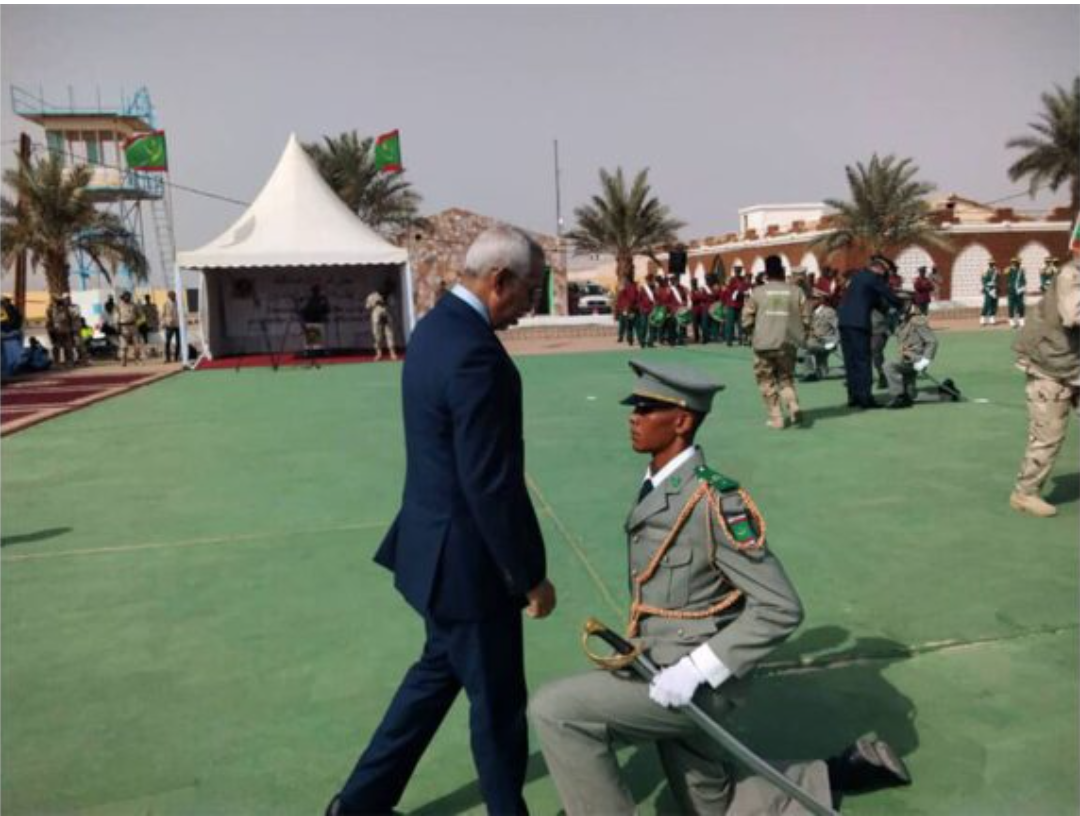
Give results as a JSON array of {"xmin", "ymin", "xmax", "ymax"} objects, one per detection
[
  {"xmin": 374, "ymin": 293, "xmax": 547, "ymax": 621},
  {"xmin": 837, "ymin": 269, "xmax": 903, "ymax": 330}
]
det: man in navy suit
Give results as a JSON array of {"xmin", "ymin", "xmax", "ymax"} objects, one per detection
[
  {"xmin": 838, "ymin": 256, "xmax": 904, "ymax": 409},
  {"xmin": 328, "ymin": 226, "xmax": 557, "ymax": 816}
]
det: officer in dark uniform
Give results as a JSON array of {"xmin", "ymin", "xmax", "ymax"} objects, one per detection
[{"xmin": 838, "ymin": 256, "xmax": 904, "ymax": 409}]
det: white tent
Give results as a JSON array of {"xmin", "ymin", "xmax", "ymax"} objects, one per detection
[{"xmin": 176, "ymin": 133, "xmax": 413, "ymax": 361}]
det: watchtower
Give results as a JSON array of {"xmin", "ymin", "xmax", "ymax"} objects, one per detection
[{"xmin": 10, "ymin": 85, "xmax": 175, "ymax": 293}]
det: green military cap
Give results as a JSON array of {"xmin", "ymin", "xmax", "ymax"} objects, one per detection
[{"xmin": 621, "ymin": 359, "xmax": 725, "ymax": 414}]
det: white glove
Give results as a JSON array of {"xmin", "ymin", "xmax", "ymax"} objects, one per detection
[
  {"xmin": 824, "ymin": 341, "xmax": 837, "ymax": 351},
  {"xmin": 913, "ymin": 358, "xmax": 931, "ymax": 373},
  {"xmin": 649, "ymin": 656, "xmax": 707, "ymax": 708}
]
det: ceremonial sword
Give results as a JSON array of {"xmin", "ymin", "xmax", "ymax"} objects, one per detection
[{"xmin": 582, "ymin": 618, "xmax": 838, "ymax": 816}]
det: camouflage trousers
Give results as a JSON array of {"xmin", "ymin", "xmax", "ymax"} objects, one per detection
[
  {"xmin": 1015, "ymin": 375, "xmax": 1078, "ymax": 496},
  {"xmin": 371, "ymin": 308, "xmax": 395, "ymax": 355},
  {"xmin": 753, "ymin": 347, "xmax": 800, "ymax": 423},
  {"xmin": 118, "ymin": 325, "xmax": 143, "ymax": 364}
]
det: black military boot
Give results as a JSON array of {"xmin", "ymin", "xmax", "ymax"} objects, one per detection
[{"xmin": 827, "ymin": 734, "xmax": 912, "ymax": 806}]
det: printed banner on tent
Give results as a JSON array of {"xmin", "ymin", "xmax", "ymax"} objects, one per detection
[
  {"xmin": 124, "ymin": 131, "xmax": 168, "ymax": 172},
  {"xmin": 375, "ymin": 130, "xmax": 402, "ymax": 174}
]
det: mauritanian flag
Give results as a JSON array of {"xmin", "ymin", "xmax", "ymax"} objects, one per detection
[
  {"xmin": 374, "ymin": 130, "xmax": 403, "ymax": 174},
  {"xmin": 124, "ymin": 131, "xmax": 168, "ymax": 171}
]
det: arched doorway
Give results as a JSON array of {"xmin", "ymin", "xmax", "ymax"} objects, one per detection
[
  {"xmin": 895, "ymin": 245, "xmax": 934, "ymax": 290},
  {"xmin": 750, "ymin": 256, "xmax": 765, "ymax": 276},
  {"xmin": 1017, "ymin": 241, "xmax": 1050, "ymax": 293},
  {"xmin": 709, "ymin": 255, "xmax": 726, "ymax": 282},
  {"xmin": 798, "ymin": 251, "xmax": 821, "ymax": 277},
  {"xmin": 951, "ymin": 243, "xmax": 993, "ymax": 304}
]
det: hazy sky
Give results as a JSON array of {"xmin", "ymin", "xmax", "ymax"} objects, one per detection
[{"xmin": 2, "ymin": 6, "xmax": 1077, "ymax": 256}]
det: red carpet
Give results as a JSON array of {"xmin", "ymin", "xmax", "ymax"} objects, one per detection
[
  {"xmin": 194, "ymin": 352, "xmax": 401, "ymax": 370},
  {"xmin": 1, "ymin": 369, "xmax": 169, "ymax": 435}
]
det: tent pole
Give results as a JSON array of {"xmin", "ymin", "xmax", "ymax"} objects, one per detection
[
  {"xmin": 175, "ymin": 263, "xmax": 189, "ymax": 367},
  {"xmin": 402, "ymin": 261, "xmax": 417, "ymax": 342}
]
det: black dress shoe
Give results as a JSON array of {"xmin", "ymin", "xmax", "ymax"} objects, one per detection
[
  {"xmin": 939, "ymin": 378, "xmax": 962, "ymax": 402},
  {"xmin": 887, "ymin": 395, "xmax": 913, "ymax": 409},
  {"xmin": 828, "ymin": 734, "xmax": 912, "ymax": 800}
]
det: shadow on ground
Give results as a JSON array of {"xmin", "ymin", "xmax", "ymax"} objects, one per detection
[
  {"xmin": 410, "ymin": 752, "xmax": 549, "ymax": 815},
  {"xmin": 1, "ymin": 527, "xmax": 73, "ymax": 548},
  {"xmin": 1046, "ymin": 472, "xmax": 1079, "ymax": 506},
  {"xmin": 620, "ymin": 626, "xmax": 918, "ymax": 811}
]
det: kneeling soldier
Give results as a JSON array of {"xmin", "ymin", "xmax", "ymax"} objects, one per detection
[
  {"xmin": 884, "ymin": 295, "xmax": 958, "ymax": 408},
  {"xmin": 529, "ymin": 360, "xmax": 911, "ymax": 815}
]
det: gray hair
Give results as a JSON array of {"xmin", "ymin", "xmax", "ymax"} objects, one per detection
[{"xmin": 463, "ymin": 226, "xmax": 544, "ymax": 281}]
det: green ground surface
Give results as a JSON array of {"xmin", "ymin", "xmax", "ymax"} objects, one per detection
[{"xmin": 2, "ymin": 329, "xmax": 1077, "ymax": 815}]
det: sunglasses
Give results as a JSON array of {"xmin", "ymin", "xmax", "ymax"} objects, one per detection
[{"xmin": 631, "ymin": 403, "xmax": 679, "ymax": 416}]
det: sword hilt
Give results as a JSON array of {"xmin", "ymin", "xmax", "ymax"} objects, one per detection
[{"xmin": 581, "ymin": 617, "xmax": 645, "ymax": 671}]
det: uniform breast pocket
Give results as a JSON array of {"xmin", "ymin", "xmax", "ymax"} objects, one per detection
[{"xmin": 655, "ymin": 547, "xmax": 693, "ymax": 609}]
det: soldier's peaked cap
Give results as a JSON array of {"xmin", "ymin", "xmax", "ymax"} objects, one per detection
[{"xmin": 622, "ymin": 359, "xmax": 724, "ymax": 414}]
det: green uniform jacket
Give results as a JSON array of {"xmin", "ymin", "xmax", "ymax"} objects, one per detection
[
  {"xmin": 982, "ymin": 270, "xmax": 998, "ymax": 297},
  {"xmin": 624, "ymin": 448, "xmax": 803, "ymax": 675},
  {"xmin": 1007, "ymin": 265, "xmax": 1027, "ymax": 297},
  {"xmin": 896, "ymin": 314, "xmax": 938, "ymax": 362}
]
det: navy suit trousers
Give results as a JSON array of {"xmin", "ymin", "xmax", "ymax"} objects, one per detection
[
  {"xmin": 339, "ymin": 613, "xmax": 528, "ymax": 815},
  {"xmin": 840, "ymin": 326, "xmax": 874, "ymax": 406}
]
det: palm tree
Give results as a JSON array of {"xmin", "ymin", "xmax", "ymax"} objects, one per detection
[
  {"xmin": 1, "ymin": 154, "xmax": 149, "ymax": 298},
  {"xmin": 1006, "ymin": 77, "xmax": 1079, "ymax": 212},
  {"xmin": 811, "ymin": 153, "xmax": 949, "ymax": 260},
  {"xmin": 565, "ymin": 167, "xmax": 685, "ymax": 285},
  {"xmin": 303, "ymin": 130, "xmax": 422, "ymax": 236}
]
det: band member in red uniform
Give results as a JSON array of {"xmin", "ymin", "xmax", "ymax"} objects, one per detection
[
  {"xmin": 690, "ymin": 279, "xmax": 711, "ymax": 344},
  {"xmin": 636, "ymin": 272, "xmax": 658, "ymax": 348},
  {"xmin": 616, "ymin": 278, "xmax": 640, "ymax": 345}
]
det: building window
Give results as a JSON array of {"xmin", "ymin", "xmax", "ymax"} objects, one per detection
[
  {"xmin": 83, "ymin": 131, "xmax": 100, "ymax": 165},
  {"xmin": 46, "ymin": 131, "xmax": 65, "ymax": 164}
]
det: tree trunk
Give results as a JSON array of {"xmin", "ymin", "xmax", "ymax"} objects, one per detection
[{"xmin": 45, "ymin": 256, "xmax": 70, "ymax": 299}]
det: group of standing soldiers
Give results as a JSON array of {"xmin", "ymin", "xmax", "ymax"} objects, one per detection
[
  {"xmin": 45, "ymin": 290, "xmax": 182, "ymax": 367},
  {"xmin": 980, "ymin": 256, "xmax": 1060, "ymax": 328}
]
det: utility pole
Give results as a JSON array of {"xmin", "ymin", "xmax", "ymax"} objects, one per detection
[
  {"xmin": 553, "ymin": 139, "xmax": 568, "ymax": 313},
  {"xmin": 14, "ymin": 132, "xmax": 31, "ymax": 314}
]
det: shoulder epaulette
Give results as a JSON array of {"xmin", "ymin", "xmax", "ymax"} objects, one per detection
[{"xmin": 695, "ymin": 465, "xmax": 740, "ymax": 493}]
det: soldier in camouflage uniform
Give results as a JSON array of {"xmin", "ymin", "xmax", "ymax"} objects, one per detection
[
  {"xmin": 46, "ymin": 294, "xmax": 77, "ymax": 366},
  {"xmin": 742, "ymin": 256, "xmax": 810, "ymax": 428},
  {"xmin": 529, "ymin": 359, "xmax": 911, "ymax": 815},
  {"xmin": 1010, "ymin": 244, "xmax": 1080, "ymax": 518},
  {"xmin": 116, "ymin": 291, "xmax": 144, "ymax": 366},
  {"xmin": 365, "ymin": 290, "xmax": 398, "ymax": 361}
]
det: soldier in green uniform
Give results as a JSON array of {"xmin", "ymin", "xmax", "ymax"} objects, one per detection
[
  {"xmin": 1039, "ymin": 257, "xmax": 1059, "ymax": 295},
  {"xmin": 1006, "ymin": 257, "xmax": 1027, "ymax": 329},
  {"xmin": 529, "ymin": 360, "xmax": 911, "ymax": 814},
  {"xmin": 980, "ymin": 262, "xmax": 999, "ymax": 326},
  {"xmin": 883, "ymin": 296, "xmax": 958, "ymax": 409}
]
